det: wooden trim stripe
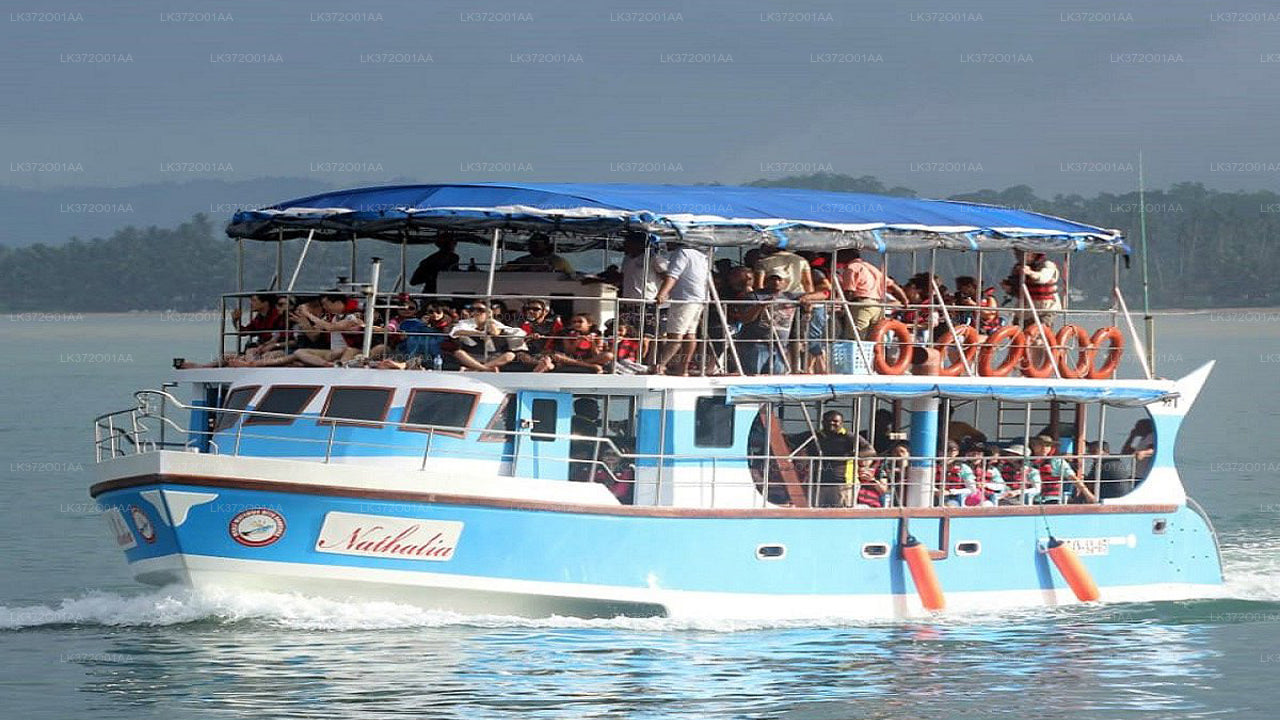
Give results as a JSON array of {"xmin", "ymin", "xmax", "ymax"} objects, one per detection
[{"xmin": 90, "ymin": 473, "xmax": 1180, "ymax": 519}]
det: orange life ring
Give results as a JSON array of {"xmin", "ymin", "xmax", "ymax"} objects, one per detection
[
  {"xmin": 1056, "ymin": 324, "xmax": 1093, "ymax": 379},
  {"xmin": 977, "ymin": 325, "xmax": 1025, "ymax": 377},
  {"xmin": 936, "ymin": 324, "xmax": 980, "ymax": 377},
  {"xmin": 870, "ymin": 319, "xmax": 914, "ymax": 375},
  {"xmin": 1087, "ymin": 326, "xmax": 1124, "ymax": 379},
  {"xmin": 1019, "ymin": 324, "xmax": 1058, "ymax": 378}
]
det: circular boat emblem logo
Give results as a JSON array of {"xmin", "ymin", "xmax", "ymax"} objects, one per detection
[
  {"xmin": 129, "ymin": 505, "xmax": 156, "ymax": 543},
  {"xmin": 229, "ymin": 509, "xmax": 286, "ymax": 547}
]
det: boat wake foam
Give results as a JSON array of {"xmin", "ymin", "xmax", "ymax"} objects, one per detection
[{"xmin": 2, "ymin": 538, "xmax": 1276, "ymax": 632}]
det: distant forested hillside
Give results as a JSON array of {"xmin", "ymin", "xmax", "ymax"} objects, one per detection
[{"xmin": 1, "ymin": 174, "xmax": 1277, "ymax": 311}]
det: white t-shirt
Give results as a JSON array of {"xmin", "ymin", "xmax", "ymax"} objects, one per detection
[
  {"xmin": 328, "ymin": 313, "xmax": 359, "ymax": 352},
  {"xmin": 621, "ymin": 252, "xmax": 668, "ymax": 300},
  {"xmin": 664, "ymin": 247, "xmax": 709, "ymax": 302}
]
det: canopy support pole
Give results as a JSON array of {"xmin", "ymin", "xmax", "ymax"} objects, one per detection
[
  {"xmin": 400, "ymin": 232, "xmax": 408, "ymax": 293},
  {"xmin": 485, "ymin": 228, "xmax": 500, "ymax": 302},
  {"xmin": 275, "ymin": 235, "xmax": 283, "ymax": 290},
  {"xmin": 237, "ymin": 238, "xmax": 245, "ymax": 292},
  {"xmin": 361, "ymin": 257, "xmax": 382, "ymax": 357},
  {"xmin": 349, "ymin": 237, "xmax": 357, "ymax": 282},
  {"xmin": 287, "ymin": 229, "xmax": 315, "ymax": 292},
  {"xmin": 931, "ymin": 277, "xmax": 974, "ymax": 377},
  {"xmin": 707, "ymin": 271, "xmax": 743, "ymax": 376}
]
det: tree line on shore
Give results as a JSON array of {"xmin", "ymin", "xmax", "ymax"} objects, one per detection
[{"xmin": 1, "ymin": 174, "xmax": 1277, "ymax": 311}]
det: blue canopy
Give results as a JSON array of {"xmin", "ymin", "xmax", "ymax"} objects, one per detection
[
  {"xmin": 724, "ymin": 381, "xmax": 1171, "ymax": 407},
  {"xmin": 226, "ymin": 183, "xmax": 1125, "ymax": 253}
]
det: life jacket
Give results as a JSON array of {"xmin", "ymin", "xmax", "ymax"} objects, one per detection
[
  {"xmin": 979, "ymin": 312, "xmax": 1003, "ymax": 336},
  {"xmin": 1025, "ymin": 265, "xmax": 1058, "ymax": 302},
  {"xmin": 520, "ymin": 316, "xmax": 563, "ymax": 354},
  {"xmin": 1037, "ymin": 458, "xmax": 1063, "ymax": 499},
  {"xmin": 614, "ymin": 338, "xmax": 640, "ymax": 361},
  {"xmin": 999, "ymin": 460, "xmax": 1025, "ymax": 490},
  {"xmin": 566, "ymin": 329, "xmax": 597, "ymax": 360},
  {"xmin": 936, "ymin": 461, "xmax": 967, "ymax": 491},
  {"xmin": 855, "ymin": 465, "xmax": 883, "ymax": 507}
]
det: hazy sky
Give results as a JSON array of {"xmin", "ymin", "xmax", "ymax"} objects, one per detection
[{"xmin": 3, "ymin": 0, "xmax": 1278, "ymax": 196}]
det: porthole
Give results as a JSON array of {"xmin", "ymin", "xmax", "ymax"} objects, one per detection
[
  {"xmin": 756, "ymin": 544, "xmax": 787, "ymax": 560},
  {"xmin": 1152, "ymin": 519, "xmax": 1168, "ymax": 534},
  {"xmin": 861, "ymin": 543, "xmax": 890, "ymax": 559},
  {"xmin": 956, "ymin": 541, "xmax": 982, "ymax": 556}
]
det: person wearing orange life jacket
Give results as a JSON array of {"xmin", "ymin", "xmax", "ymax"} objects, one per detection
[
  {"xmin": 1028, "ymin": 435, "xmax": 1098, "ymax": 504},
  {"xmin": 1011, "ymin": 251, "xmax": 1062, "ymax": 327},
  {"xmin": 936, "ymin": 439, "xmax": 979, "ymax": 507}
]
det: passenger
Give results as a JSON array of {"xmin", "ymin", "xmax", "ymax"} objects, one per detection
[
  {"xmin": 551, "ymin": 314, "xmax": 615, "ymax": 373},
  {"xmin": 448, "ymin": 302, "xmax": 527, "ymax": 372},
  {"xmin": 231, "ymin": 292, "xmax": 283, "ymax": 348},
  {"xmin": 570, "ymin": 397, "xmax": 602, "ymax": 481},
  {"xmin": 1028, "ymin": 435, "xmax": 1097, "ymax": 504},
  {"xmin": 605, "ymin": 321, "xmax": 646, "ymax": 374},
  {"xmin": 368, "ymin": 295, "xmax": 416, "ymax": 361},
  {"xmin": 813, "ymin": 410, "xmax": 862, "ymax": 508},
  {"xmin": 593, "ymin": 446, "xmax": 635, "ymax": 504},
  {"xmin": 654, "ymin": 241, "xmax": 710, "ymax": 376},
  {"xmin": 835, "ymin": 249, "xmax": 909, "ymax": 339},
  {"xmin": 285, "ymin": 293, "xmax": 364, "ymax": 367},
  {"xmin": 489, "ymin": 300, "xmax": 511, "ymax": 324},
  {"xmin": 877, "ymin": 440, "xmax": 911, "ymax": 506},
  {"xmin": 997, "ymin": 443, "xmax": 1042, "ymax": 505},
  {"xmin": 963, "ymin": 443, "xmax": 1003, "ymax": 505},
  {"xmin": 937, "ymin": 439, "xmax": 979, "ymax": 507},
  {"xmin": 952, "ymin": 276, "xmax": 980, "ymax": 326},
  {"xmin": 513, "ymin": 299, "xmax": 561, "ymax": 372},
  {"xmin": 798, "ymin": 251, "xmax": 834, "ymax": 373},
  {"xmin": 854, "ymin": 449, "xmax": 888, "ymax": 508},
  {"xmin": 1012, "ymin": 251, "xmax": 1062, "ymax": 327},
  {"xmin": 978, "ymin": 286, "xmax": 1004, "ymax": 336},
  {"xmin": 753, "ymin": 245, "xmax": 814, "ymax": 294},
  {"xmin": 1121, "ymin": 418, "xmax": 1156, "ymax": 478},
  {"xmin": 1085, "ymin": 440, "xmax": 1132, "ymax": 500},
  {"xmin": 737, "ymin": 272, "xmax": 825, "ymax": 375},
  {"xmin": 410, "ymin": 236, "xmax": 459, "ymax": 295},
  {"xmin": 864, "ymin": 408, "xmax": 897, "ymax": 454},
  {"xmin": 500, "ymin": 232, "xmax": 574, "ymax": 274}
]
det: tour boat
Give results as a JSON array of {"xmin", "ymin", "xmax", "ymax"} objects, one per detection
[{"xmin": 90, "ymin": 183, "xmax": 1222, "ymax": 619}]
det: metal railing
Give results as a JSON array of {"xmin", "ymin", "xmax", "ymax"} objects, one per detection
[{"xmin": 94, "ymin": 391, "xmax": 1144, "ymax": 508}]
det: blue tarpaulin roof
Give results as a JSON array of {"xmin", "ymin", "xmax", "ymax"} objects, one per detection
[
  {"xmin": 226, "ymin": 183, "xmax": 1126, "ymax": 253},
  {"xmin": 724, "ymin": 382, "xmax": 1172, "ymax": 407}
]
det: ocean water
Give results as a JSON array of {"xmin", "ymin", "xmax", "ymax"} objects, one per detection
[{"xmin": 1, "ymin": 311, "xmax": 1278, "ymax": 719}]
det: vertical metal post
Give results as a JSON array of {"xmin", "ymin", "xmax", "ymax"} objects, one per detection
[
  {"xmin": 287, "ymin": 229, "xmax": 315, "ymax": 292},
  {"xmin": 363, "ymin": 258, "xmax": 381, "ymax": 356},
  {"xmin": 485, "ymin": 228, "xmax": 501, "ymax": 301},
  {"xmin": 400, "ymin": 233, "xmax": 408, "ymax": 292},
  {"xmin": 350, "ymin": 236, "xmax": 358, "ymax": 282},
  {"xmin": 275, "ymin": 237, "xmax": 284, "ymax": 290},
  {"xmin": 237, "ymin": 238, "xmax": 245, "ymax": 292}
]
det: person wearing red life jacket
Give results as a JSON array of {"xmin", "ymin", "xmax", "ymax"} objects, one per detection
[
  {"xmin": 996, "ymin": 443, "xmax": 1042, "ymax": 505},
  {"xmin": 1028, "ymin": 435, "xmax": 1097, "ymax": 504},
  {"xmin": 1012, "ymin": 251, "xmax": 1062, "ymax": 328},
  {"xmin": 936, "ymin": 439, "xmax": 978, "ymax": 507}
]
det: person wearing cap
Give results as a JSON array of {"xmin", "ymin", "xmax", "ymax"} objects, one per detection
[
  {"xmin": 997, "ymin": 443, "xmax": 1042, "ymax": 505},
  {"xmin": 738, "ymin": 271, "xmax": 827, "ymax": 375},
  {"xmin": 448, "ymin": 302, "xmax": 528, "ymax": 371},
  {"xmin": 753, "ymin": 245, "xmax": 813, "ymax": 294}
]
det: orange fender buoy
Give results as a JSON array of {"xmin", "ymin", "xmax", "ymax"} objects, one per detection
[
  {"xmin": 1019, "ymin": 324, "xmax": 1058, "ymax": 378},
  {"xmin": 902, "ymin": 536, "xmax": 946, "ymax": 611},
  {"xmin": 870, "ymin": 319, "xmax": 914, "ymax": 375},
  {"xmin": 1046, "ymin": 537, "xmax": 1101, "ymax": 602},
  {"xmin": 936, "ymin": 324, "xmax": 980, "ymax": 377},
  {"xmin": 1056, "ymin": 324, "xmax": 1093, "ymax": 379},
  {"xmin": 1087, "ymin": 326, "xmax": 1124, "ymax": 379},
  {"xmin": 977, "ymin": 325, "xmax": 1025, "ymax": 377}
]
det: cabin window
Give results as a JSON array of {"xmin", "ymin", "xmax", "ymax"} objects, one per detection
[
  {"xmin": 320, "ymin": 387, "xmax": 393, "ymax": 425},
  {"xmin": 245, "ymin": 385, "xmax": 321, "ymax": 425},
  {"xmin": 480, "ymin": 394, "xmax": 517, "ymax": 442},
  {"xmin": 695, "ymin": 396, "xmax": 735, "ymax": 448},
  {"xmin": 214, "ymin": 386, "xmax": 258, "ymax": 432},
  {"xmin": 401, "ymin": 390, "xmax": 478, "ymax": 436},
  {"xmin": 530, "ymin": 398, "xmax": 557, "ymax": 442}
]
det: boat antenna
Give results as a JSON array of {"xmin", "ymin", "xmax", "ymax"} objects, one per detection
[{"xmin": 1138, "ymin": 151, "xmax": 1155, "ymax": 375}]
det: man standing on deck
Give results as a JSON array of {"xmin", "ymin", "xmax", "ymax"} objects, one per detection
[
  {"xmin": 835, "ymin": 248, "xmax": 908, "ymax": 338},
  {"xmin": 654, "ymin": 241, "xmax": 709, "ymax": 375},
  {"xmin": 1012, "ymin": 251, "xmax": 1062, "ymax": 327},
  {"xmin": 410, "ymin": 236, "xmax": 460, "ymax": 296}
]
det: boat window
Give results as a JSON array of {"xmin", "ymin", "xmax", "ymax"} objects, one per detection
[
  {"xmin": 480, "ymin": 394, "xmax": 517, "ymax": 442},
  {"xmin": 320, "ymin": 387, "xmax": 394, "ymax": 425},
  {"xmin": 401, "ymin": 390, "xmax": 478, "ymax": 436},
  {"xmin": 530, "ymin": 398, "xmax": 557, "ymax": 442},
  {"xmin": 695, "ymin": 396, "xmax": 735, "ymax": 448},
  {"xmin": 214, "ymin": 386, "xmax": 258, "ymax": 432},
  {"xmin": 245, "ymin": 385, "xmax": 321, "ymax": 425}
]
